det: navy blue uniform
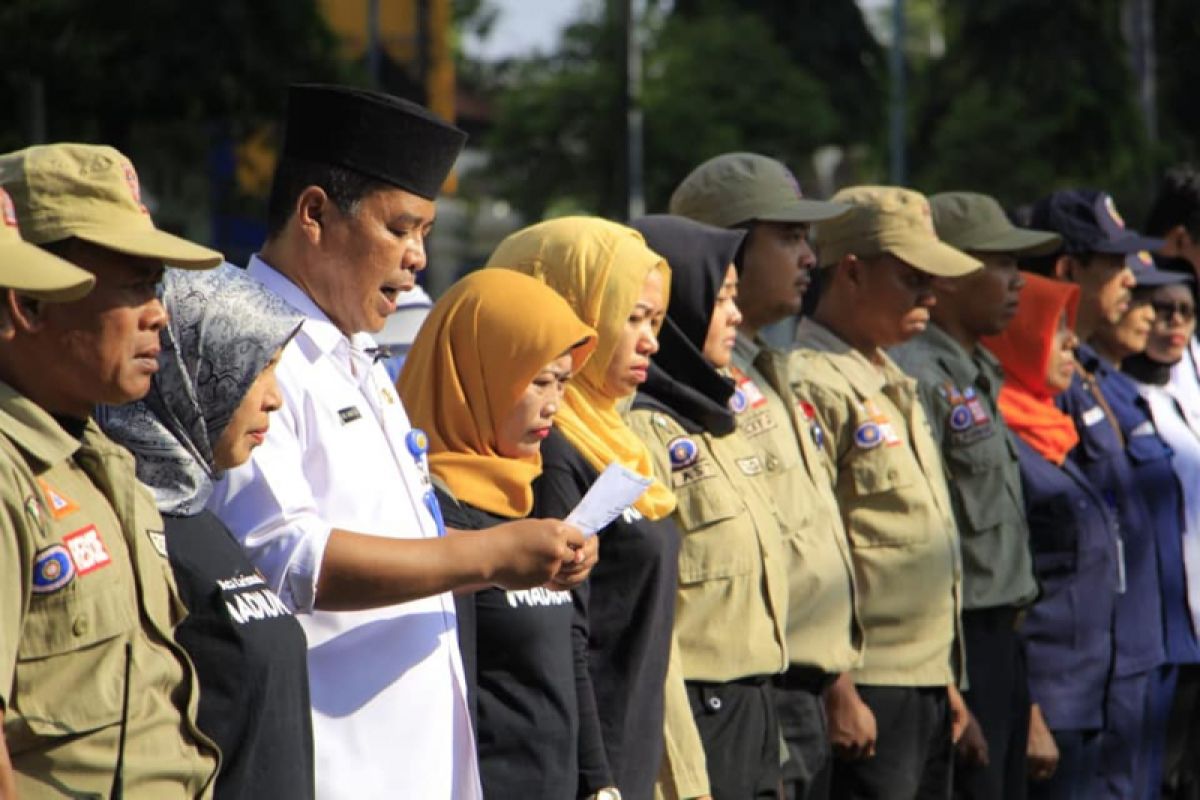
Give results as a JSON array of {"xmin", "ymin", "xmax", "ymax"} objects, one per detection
[
  {"xmin": 1014, "ymin": 436, "xmax": 1118, "ymax": 800},
  {"xmin": 1058, "ymin": 344, "xmax": 1166, "ymax": 799}
]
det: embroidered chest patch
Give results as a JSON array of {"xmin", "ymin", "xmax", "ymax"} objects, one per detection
[
  {"xmin": 667, "ymin": 436, "xmax": 700, "ymax": 470},
  {"xmin": 32, "ymin": 545, "xmax": 75, "ymax": 594},
  {"xmin": 854, "ymin": 400, "xmax": 901, "ymax": 449},
  {"xmin": 63, "ymin": 525, "xmax": 112, "ymax": 576},
  {"xmin": 728, "ymin": 367, "xmax": 768, "ymax": 414}
]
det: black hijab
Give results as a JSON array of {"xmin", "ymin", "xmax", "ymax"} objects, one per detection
[{"xmin": 630, "ymin": 215, "xmax": 746, "ymax": 435}]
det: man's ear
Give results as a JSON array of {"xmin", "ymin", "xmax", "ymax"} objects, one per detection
[
  {"xmin": 295, "ymin": 186, "xmax": 331, "ymax": 246},
  {"xmin": 839, "ymin": 254, "xmax": 865, "ymax": 292},
  {"xmin": 0, "ymin": 290, "xmax": 46, "ymax": 337},
  {"xmin": 1052, "ymin": 254, "xmax": 1078, "ymax": 283}
]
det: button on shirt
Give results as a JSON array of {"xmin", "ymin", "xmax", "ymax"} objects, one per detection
[
  {"xmin": 891, "ymin": 324, "xmax": 1037, "ymax": 611},
  {"xmin": 793, "ymin": 319, "xmax": 962, "ymax": 687},
  {"xmin": 207, "ymin": 256, "xmax": 479, "ymax": 799},
  {"xmin": 732, "ymin": 333, "xmax": 861, "ymax": 674}
]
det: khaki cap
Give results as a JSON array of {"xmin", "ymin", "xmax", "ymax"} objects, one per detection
[
  {"xmin": 669, "ymin": 152, "xmax": 850, "ymax": 228},
  {"xmin": 0, "ymin": 187, "xmax": 95, "ymax": 301},
  {"xmin": 0, "ymin": 143, "xmax": 222, "ymax": 269},
  {"xmin": 930, "ymin": 192, "xmax": 1060, "ymax": 256},
  {"xmin": 814, "ymin": 185, "xmax": 981, "ymax": 277}
]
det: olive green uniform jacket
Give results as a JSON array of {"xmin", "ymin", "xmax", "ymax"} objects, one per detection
[
  {"xmin": 792, "ymin": 319, "xmax": 963, "ymax": 688},
  {"xmin": 0, "ymin": 382, "xmax": 218, "ymax": 798},
  {"xmin": 731, "ymin": 333, "xmax": 862, "ymax": 673},
  {"xmin": 627, "ymin": 403, "xmax": 788, "ymax": 800},
  {"xmin": 891, "ymin": 324, "xmax": 1037, "ymax": 611}
]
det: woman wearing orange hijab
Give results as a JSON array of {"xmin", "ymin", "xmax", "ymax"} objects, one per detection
[
  {"xmin": 486, "ymin": 218, "xmax": 681, "ymax": 800},
  {"xmin": 399, "ymin": 269, "xmax": 600, "ymax": 798},
  {"xmin": 982, "ymin": 273, "xmax": 1120, "ymax": 800}
]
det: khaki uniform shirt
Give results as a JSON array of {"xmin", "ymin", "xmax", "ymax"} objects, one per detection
[
  {"xmin": 627, "ymin": 405, "xmax": 788, "ymax": 800},
  {"xmin": 0, "ymin": 382, "xmax": 217, "ymax": 798},
  {"xmin": 891, "ymin": 324, "xmax": 1037, "ymax": 610},
  {"xmin": 793, "ymin": 319, "xmax": 962, "ymax": 687},
  {"xmin": 732, "ymin": 333, "xmax": 861, "ymax": 674}
]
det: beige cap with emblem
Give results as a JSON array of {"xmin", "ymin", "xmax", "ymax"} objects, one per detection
[
  {"xmin": 669, "ymin": 152, "xmax": 850, "ymax": 228},
  {"xmin": 0, "ymin": 143, "xmax": 222, "ymax": 269},
  {"xmin": 0, "ymin": 186, "xmax": 95, "ymax": 301},
  {"xmin": 814, "ymin": 185, "xmax": 981, "ymax": 277}
]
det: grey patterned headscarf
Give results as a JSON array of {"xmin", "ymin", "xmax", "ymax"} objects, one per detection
[{"xmin": 98, "ymin": 263, "xmax": 303, "ymax": 515}]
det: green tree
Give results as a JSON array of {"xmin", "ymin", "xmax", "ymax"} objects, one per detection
[
  {"xmin": 1154, "ymin": 0, "xmax": 1200, "ymax": 165},
  {"xmin": 910, "ymin": 0, "xmax": 1148, "ymax": 209},
  {"xmin": 482, "ymin": 6, "xmax": 838, "ymax": 221},
  {"xmin": 0, "ymin": 0, "xmax": 347, "ymax": 234}
]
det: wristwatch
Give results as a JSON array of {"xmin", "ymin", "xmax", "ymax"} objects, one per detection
[{"xmin": 588, "ymin": 789, "xmax": 622, "ymax": 800}]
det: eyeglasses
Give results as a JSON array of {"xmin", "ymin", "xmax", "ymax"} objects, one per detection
[{"xmin": 1152, "ymin": 301, "xmax": 1196, "ymax": 322}]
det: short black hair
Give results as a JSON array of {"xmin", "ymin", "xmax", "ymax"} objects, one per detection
[
  {"xmin": 265, "ymin": 156, "xmax": 390, "ymax": 239},
  {"xmin": 1145, "ymin": 164, "xmax": 1200, "ymax": 239}
]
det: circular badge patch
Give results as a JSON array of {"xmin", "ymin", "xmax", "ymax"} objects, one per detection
[
  {"xmin": 854, "ymin": 422, "xmax": 883, "ymax": 450},
  {"xmin": 949, "ymin": 405, "xmax": 974, "ymax": 432},
  {"xmin": 32, "ymin": 544, "xmax": 75, "ymax": 594},
  {"xmin": 729, "ymin": 388, "xmax": 748, "ymax": 414},
  {"xmin": 667, "ymin": 436, "xmax": 700, "ymax": 470},
  {"xmin": 406, "ymin": 428, "xmax": 430, "ymax": 458}
]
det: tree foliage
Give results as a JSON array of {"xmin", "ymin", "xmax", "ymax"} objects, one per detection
[
  {"xmin": 909, "ymin": 0, "xmax": 1149, "ymax": 209},
  {"xmin": 482, "ymin": 5, "xmax": 840, "ymax": 221}
]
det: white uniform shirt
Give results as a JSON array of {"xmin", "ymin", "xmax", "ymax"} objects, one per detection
[
  {"xmin": 1138, "ymin": 374, "xmax": 1200, "ymax": 638},
  {"xmin": 207, "ymin": 256, "xmax": 480, "ymax": 799}
]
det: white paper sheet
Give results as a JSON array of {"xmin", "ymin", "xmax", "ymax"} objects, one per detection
[{"xmin": 565, "ymin": 462, "xmax": 654, "ymax": 537}]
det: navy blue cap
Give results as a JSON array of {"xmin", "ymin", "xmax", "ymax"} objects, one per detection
[
  {"xmin": 1029, "ymin": 189, "xmax": 1164, "ymax": 256},
  {"xmin": 1127, "ymin": 249, "xmax": 1192, "ymax": 286}
]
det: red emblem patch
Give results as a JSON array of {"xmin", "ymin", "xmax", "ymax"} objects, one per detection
[
  {"xmin": 0, "ymin": 188, "xmax": 16, "ymax": 227},
  {"xmin": 63, "ymin": 525, "xmax": 112, "ymax": 575}
]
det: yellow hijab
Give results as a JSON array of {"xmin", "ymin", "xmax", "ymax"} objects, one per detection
[
  {"xmin": 399, "ymin": 269, "xmax": 596, "ymax": 518},
  {"xmin": 485, "ymin": 216, "xmax": 677, "ymax": 520}
]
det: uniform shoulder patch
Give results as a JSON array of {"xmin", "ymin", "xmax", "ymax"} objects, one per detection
[
  {"xmin": 37, "ymin": 479, "xmax": 79, "ymax": 520},
  {"xmin": 667, "ymin": 435, "xmax": 700, "ymax": 470},
  {"xmin": 854, "ymin": 421, "xmax": 883, "ymax": 449},
  {"xmin": 32, "ymin": 544, "xmax": 75, "ymax": 594},
  {"xmin": 948, "ymin": 404, "xmax": 974, "ymax": 432}
]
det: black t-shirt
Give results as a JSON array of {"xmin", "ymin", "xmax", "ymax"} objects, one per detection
[
  {"xmin": 165, "ymin": 510, "xmax": 314, "ymax": 800},
  {"xmin": 532, "ymin": 429, "xmax": 681, "ymax": 800},
  {"xmin": 436, "ymin": 488, "xmax": 581, "ymax": 799}
]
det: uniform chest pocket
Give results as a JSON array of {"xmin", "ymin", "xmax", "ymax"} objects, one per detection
[
  {"xmin": 674, "ymin": 481, "xmax": 756, "ymax": 584},
  {"xmin": 850, "ymin": 448, "xmax": 913, "ymax": 497},
  {"xmin": 944, "ymin": 444, "xmax": 1009, "ymax": 533},
  {"xmin": 14, "ymin": 579, "xmax": 137, "ymax": 739}
]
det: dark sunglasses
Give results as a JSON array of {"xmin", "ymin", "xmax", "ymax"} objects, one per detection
[{"xmin": 1152, "ymin": 301, "xmax": 1196, "ymax": 322}]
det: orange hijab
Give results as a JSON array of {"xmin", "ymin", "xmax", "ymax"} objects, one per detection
[
  {"xmin": 485, "ymin": 217, "xmax": 678, "ymax": 520},
  {"xmin": 399, "ymin": 269, "xmax": 596, "ymax": 517},
  {"xmin": 981, "ymin": 272, "xmax": 1081, "ymax": 465}
]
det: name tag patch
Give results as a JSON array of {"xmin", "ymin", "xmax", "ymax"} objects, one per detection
[
  {"xmin": 671, "ymin": 460, "xmax": 717, "ymax": 488},
  {"xmin": 338, "ymin": 406, "xmax": 363, "ymax": 424},
  {"xmin": 32, "ymin": 544, "xmax": 75, "ymax": 594},
  {"xmin": 64, "ymin": 525, "xmax": 111, "ymax": 575},
  {"xmin": 1082, "ymin": 406, "xmax": 1106, "ymax": 427}
]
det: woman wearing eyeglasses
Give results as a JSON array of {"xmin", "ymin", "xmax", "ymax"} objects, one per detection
[{"xmin": 1118, "ymin": 268, "xmax": 1200, "ymax": 799}]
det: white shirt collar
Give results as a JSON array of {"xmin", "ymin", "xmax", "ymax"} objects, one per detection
[{"xmin": 247, "ymin": 254, "xmax": 379, "ymax": 358}]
